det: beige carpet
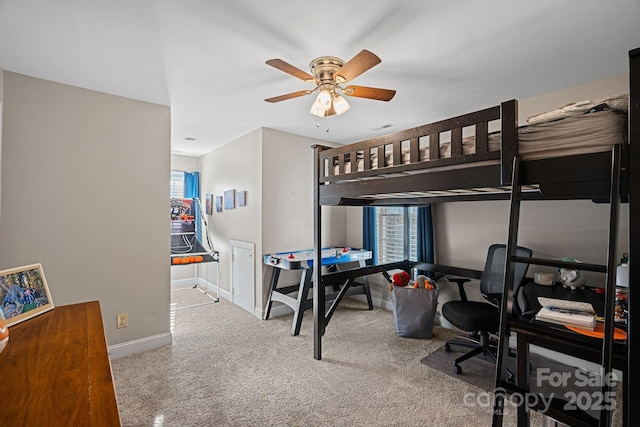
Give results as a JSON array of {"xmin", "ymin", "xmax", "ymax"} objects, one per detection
[
  {"xmin": 171, "ymin": 285, "xmax": 218, "ymax": 311},
  {"xmin": 112, "ymin": 291, "xmax": 539, "ymax": 426}
]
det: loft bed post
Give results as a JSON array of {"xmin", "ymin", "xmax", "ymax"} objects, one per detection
[
  {"xmin": 312, "ymin": 144, "xmax": 325, "ymax": 360},
  {"xmin": 627, "ymin": 46, "xmax": 639, "ymax": 426},
  {"xmin": 500, "ymin": 99, "xmax": 518, "ymax": 185}
]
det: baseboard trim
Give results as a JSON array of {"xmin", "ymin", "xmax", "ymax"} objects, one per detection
[
  {"xmin": 108, "ymin": 332, "xmax": 173, "ymax": 360},
  {"xmin": 171, "ymin": 278, "xmax": 196, "ymax": 288}
]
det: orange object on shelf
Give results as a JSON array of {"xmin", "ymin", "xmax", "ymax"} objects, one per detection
[
  {"xmin": 194, "ymin": 255, "xmax": 204, "ymax": 262},
  {"xmin": 172, "ymin": 257, "xmax": 182, "ymax": 264},
  {"xmin": 566, "ymin": 322, "xmax": 627, "ymax": 340}
]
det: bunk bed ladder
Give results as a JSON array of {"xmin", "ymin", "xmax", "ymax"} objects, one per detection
[{"xmin": 493, "ymin": 146, "xmax": 623, "ymax": 427}]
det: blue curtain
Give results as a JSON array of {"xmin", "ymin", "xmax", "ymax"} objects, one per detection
[
  {"xmin": 416, "ymin": 205, "xmax": 434, "ymax": 275},
  {"xmin": 362, "ymin": 207, "xmax": 377, "ymax": 265},
  {"xmin": 183, "ymin": 171, "xmax": 200, "ymax": 199}
]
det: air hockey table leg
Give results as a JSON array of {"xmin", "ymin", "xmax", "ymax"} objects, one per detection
[
  {"xmin": 291, "ymin": 268, "xmax": 313, "ymax": 336},
  {"xmin": 263, "ymin": 268, "xmax": 281, "ymax": 320},
  {"xmin": 359, "ymin": 260, "xmax": 374, "ymax": 310}
]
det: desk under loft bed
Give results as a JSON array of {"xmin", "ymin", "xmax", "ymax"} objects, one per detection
[{"xmin": 312, "ymin": 48, "xmax": 638, "ymax": 426}]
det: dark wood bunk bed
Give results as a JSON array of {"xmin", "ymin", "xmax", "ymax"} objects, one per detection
[{"xmin": 311, "ymin": 48, "xmax": 638, "ymax": 426}]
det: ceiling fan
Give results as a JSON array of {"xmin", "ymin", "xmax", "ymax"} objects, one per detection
[{"xmin": 265, "ymin": 49, "xmax": 396, "ymax": 117}]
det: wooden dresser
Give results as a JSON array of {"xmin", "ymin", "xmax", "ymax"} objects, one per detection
[{"xmin": 0, "ymin": 301, "xmax": 121, "ymax": 426}]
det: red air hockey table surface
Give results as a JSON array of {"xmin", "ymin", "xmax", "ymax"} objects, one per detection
[{"xmin": 263, "ymin": 247, "xmax": 373, "ymax": 335}]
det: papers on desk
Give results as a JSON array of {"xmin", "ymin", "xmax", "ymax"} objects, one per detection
[{"xmin": 535, "ymin": 297, "xmax": 597, "ymax": 330}]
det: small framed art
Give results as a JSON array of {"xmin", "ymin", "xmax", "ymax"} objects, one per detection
[
  {"xmin": 0, "ymin": 263, "xmax": 55, "ymax": 327},
  {"xmin": 236, "ymin": 191, "xmax": 247, "ymax": 207},
  {"xmin": 224, "ymin": 189, "xmax": 236, "ymax": 210},
  {"xmin": 205, "ymin": 194, "xmax": 213, "ymax": 215},
  {"xmin": 215, "ymin": 196, "xmax": 223, "ymax": 213}
]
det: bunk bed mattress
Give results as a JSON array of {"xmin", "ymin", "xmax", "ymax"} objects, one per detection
[
  {"xmin": 334, "ymin": 109, "xmax": 626, "ymax": 174},
  {"xmin": 518, "ymin": 109, "xmax": 626, "ymax": 160}
]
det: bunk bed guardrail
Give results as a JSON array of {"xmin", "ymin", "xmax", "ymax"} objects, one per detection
[{"xmin": 318, "ymin": 100, "xmax": 517, "ymax": 187}]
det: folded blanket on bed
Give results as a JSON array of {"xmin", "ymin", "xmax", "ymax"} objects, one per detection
[{"xmin": 526, "ymin": 93, "xmax": 628, "ymax": 125}]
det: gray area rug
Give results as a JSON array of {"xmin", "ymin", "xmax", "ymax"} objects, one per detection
[
  {"xmin": 111, "ymin": 296, "xmax": 550, "ymax": 426},
  {"xmin": 420, "ymin": 335, "xmax": 624, "ymax": 424},
  {"xmin": 420, "ymin": 341, "xmax": 497, "ymax": 392}
]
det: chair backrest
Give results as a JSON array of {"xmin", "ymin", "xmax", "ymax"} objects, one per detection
[{"xmin": 480, "ymin": 244, "xmax": 532, "ymax": 297}]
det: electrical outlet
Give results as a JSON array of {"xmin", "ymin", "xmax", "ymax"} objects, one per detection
[{"xmin": 117, "ymin": 313, "xmax": 128, "ymax": 329}]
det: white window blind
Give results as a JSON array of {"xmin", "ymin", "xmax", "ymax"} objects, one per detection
[
  {"xmin": 376, "ymin": 207, "xmax": 417, "ymax": 263},
  {"xmin": 170, "ymin": 170, "xmax": 184, "ymax": 199}
]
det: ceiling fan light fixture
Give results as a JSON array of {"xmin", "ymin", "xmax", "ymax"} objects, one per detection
[
  {"xmin": 266, "ymin": 50, "xmax": 393, "ymax": 117},
  {"xmin": 332, "ymin": 94, "xmax": 350, "ymax": 115},
  {"xmin": 310, "ymin": 98, "xmax": 329, "ymax": 117},
  {"xmin": 316, "ymin": 89, "xmax": 332, "ymax": 110}
]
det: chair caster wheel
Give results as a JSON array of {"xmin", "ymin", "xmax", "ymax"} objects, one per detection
[
  {"xmin": 454, "ymin": 364, "xmax": 462, "ymax": 374},
  {"xmin": 444, "ymin": 344, "xmax": 451, "ymax": 353}
]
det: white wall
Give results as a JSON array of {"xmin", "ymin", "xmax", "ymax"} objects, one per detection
[
  {"xmin": 0, "ymin": 72, "xmax": 171, "ymax": 348},
  {"xmin": 261, "ymin": 128, "xmax": 346, "ymax": 307},
  {"xmin": 199, "ymin": 128, "xmax": 263, "ymax": 311},
  {"xmin": 171, "ymin": 153, "xmax": 199, "ymax": 172},
  {"xmin": 346, "ymin": 73, "xmax": 630, "ymax": 309},
  {"xmin": 198, "ymin": 127, "xmax": 345, "ymax": 315}
]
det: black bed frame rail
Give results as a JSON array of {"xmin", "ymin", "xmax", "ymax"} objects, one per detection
[
  {"xmin": 317, "ymin": 100, "xmax": 517, "ymax": 184},
  {"xmin": 320, "ymin": 260, "xmax": 482, "ymax": 286}
]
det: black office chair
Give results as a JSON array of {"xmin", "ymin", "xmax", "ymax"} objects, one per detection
[{"xmin": 441, "ymin": 244, "xmax": 532, "ymax": 374}]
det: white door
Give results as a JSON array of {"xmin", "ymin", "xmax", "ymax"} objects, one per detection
[{"xmin": 230, "ymin": 240, "xmax": 255, "ymax": 315}]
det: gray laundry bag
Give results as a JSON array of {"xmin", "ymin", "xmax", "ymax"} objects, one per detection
[{"xmin": 391, "ymin": 285, "xmax": 439, "ymax": 338}]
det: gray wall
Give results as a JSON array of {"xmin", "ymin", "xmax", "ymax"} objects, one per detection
[
  {"xmin": 0, "ymin": 67, "xmax": 3, "ymax": 219},
  {"xmin": 0, "ymin": 71, "xmax": 171, "ymax": 346}
]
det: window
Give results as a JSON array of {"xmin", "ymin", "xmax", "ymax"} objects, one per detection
[
  {"xmin": 376, "ymin": 207, "xmax": 417, "ymax": 263},
  {"xmin": 170, "ymin": 170, "xmax": 184, "ymax": 198}
]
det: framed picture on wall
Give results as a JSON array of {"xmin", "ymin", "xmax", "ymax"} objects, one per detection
[
  {"xmin": 224, "ymin": 189, "xmax": 236, "ymax": 210},
  {"xmin": 0, "ymin": 263, "xmax": 55, "ymax": 327},
  {"xmin": 205, "ymin": 194, "xmax": 213, "ymax": 215},
  {"xmin": 236, "ymin": 191, "xmax": 247, "ymax": 207},
  {"xmin": 215, "ymin": 196, "xmax": 223, "ymax": 213}
]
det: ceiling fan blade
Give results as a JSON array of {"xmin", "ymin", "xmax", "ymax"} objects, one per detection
[
  {"xmin": 333, "ymin": 50, "xmax": 381, "ymax": 83},
  {"xmin": 343, "ymin": 85, "xmax": 396, "ymax": 102},
  {"xmin": 265, "ymin": 59, "xmax": 316, "ymax": 83},
  {"xmin": 264, "ymin": 90, "xmax": 312, "ymax": 103}
]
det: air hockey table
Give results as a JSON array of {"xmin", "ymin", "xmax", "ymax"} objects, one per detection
[{"xmin": 263, "ymin": 247, "xmax": 373, "ymax": 336}]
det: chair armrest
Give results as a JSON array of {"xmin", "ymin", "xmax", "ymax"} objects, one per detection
[
  {"xmin": 483, "ymin": 293, "xmax": 503, "ymax": 307},
  {"xmin": 447, "ymin": 277, "xmax": 471, "ymax": 301}
]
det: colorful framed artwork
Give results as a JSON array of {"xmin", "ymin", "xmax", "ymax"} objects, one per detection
[
  {"xmin": 224, "ymin": 189, "xmax": 236, "ymax": 210},
  {"xmin": 236, "ymin": 191, "xmax": 247, "ymax": 207},
  {"xmin": 205, "ymin": 194, "xmax": 213, "ymax": 215},
  {"xmin": 215, "ymin": 196, "xmax": 223, "ymax": 213},
  {"xmin": 0, "ymin": 263, "xmax": 55, "ymax": 327}
]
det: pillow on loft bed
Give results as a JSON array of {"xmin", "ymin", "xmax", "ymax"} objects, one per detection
[{"xmin": 526, "ymin": 93, "xmax": 628, "ymax": 125}]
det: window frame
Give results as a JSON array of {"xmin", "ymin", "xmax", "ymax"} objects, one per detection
[
  {"xmin": 170, "ymin": 170, "xmax": 185, "ymax": 199},
  {"xmin": 375, "ymin": 206, "xmax": 417, "ymax": 264}
]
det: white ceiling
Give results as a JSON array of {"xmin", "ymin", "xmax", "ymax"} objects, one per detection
[{"xmin": 1, "ymin": 0, "xmax": 639, "ymax": 157}]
